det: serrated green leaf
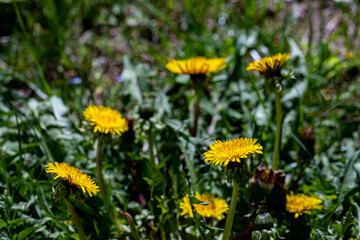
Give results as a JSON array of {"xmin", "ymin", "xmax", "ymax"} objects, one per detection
[
  {"xmin": 337, "ymin": 150, "xmax": 360, "ymax": 207},
  {"xmin": 333, "ymin": 210, "xmax": 355, "ymax": 237},
  {"xmin": 142, "ymin": 159, "xmax": 166, "ymax": 196}
]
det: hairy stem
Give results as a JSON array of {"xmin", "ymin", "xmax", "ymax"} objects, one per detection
[
  {"xmin": 96, "ymin": 136, "xmax": 123, "ymax": 231},
  {"xmin": 223, "ymin": 182, "xmax": 239, "ymax": 240},
  {"xmin": 272, "ymin": 90, "xmax": 283, "ymax": 170},
  {"xmin": 96, "ymin": 136, "xmax": 106, "ymax": 201},
  {"xmin": 64, "ymin": 198, "xmax": 86, "ymax": 240}
]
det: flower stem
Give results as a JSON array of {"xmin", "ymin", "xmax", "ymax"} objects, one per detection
[
  {"xmin": 191, "ymin": 89, "xmax": 201, "ymax": 137},
  {"xmin": 96, "ymin": 136, "xmax": 107, "ymax": 201},
  {"xmin": 64, "ymin": 198, "xmax": 86, "ymax": 240},
  {"xmin": 272, "ymin": 90, "xmax": 283, "ymax": 170},
  {"xmin": 223, "ymin": 182, "xmax": 239, "ymax": 240},
  {"xmin": 96, "ymin": 136, "xmax": 123, "ymax": 231}
]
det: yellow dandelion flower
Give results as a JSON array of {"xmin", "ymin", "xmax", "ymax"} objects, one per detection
[
  {"xmin": 204, "ymin": 138, "xmax": 263, "ymax": 167},
  {"xmin": 246, "ymin": 53, "xmax": 290, "ymax": 77},
  {"xmin": 286, "ymin": 192, "xmax": 323, "ymax": 218},
  {"xmin": 166, "ymin": 57, "xmax": 226, "ymax": 75},
  {"xmin": 45, "ymin": 162, "xmax": 100, "ymax": 197},
  {"xmin": 180, "ymin": 192, "xmax": 229, "ymax": 220},
  {"xmin": 83, "ymin": 105, "xmax": 128, "ymax": 135}
]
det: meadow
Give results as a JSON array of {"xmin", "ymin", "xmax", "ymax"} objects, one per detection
[{"xmin": 0, "ymin": 0, "xmax": 360, "ymax": 239}]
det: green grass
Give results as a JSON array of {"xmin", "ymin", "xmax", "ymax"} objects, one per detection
[{"xmin": 0, "ymin": 0, "xmax": 360, "ymax": 239}]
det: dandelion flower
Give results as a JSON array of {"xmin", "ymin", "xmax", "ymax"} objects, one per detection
[
  {"xmin": 45, "ymin": 162, "xmax": 100, "ymax": 197},
  {"xmin": 180, "ymin": 192, "xmax": 229, "ymax": 220},
  {"xmin": 83, "ymin": 105, "xmax": 128, "ymax": 135},
  {"xmin": 246, "ymin": 53, "xmax": 290, "ymax": 78},
  {"xmin": 204, "ymin": 138, "xmax": 263, "ymax": 167},
  {"xmin": 166, "ymin": 57, "xmax": 226, "ymax": 75},
  {"xmin": 286, "ymin": 192, "xmax": 323, "ymax": 218}
]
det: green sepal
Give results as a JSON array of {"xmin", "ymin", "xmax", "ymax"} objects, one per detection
[
  {"xmin": 254, "ymin": 212, "xmax": 274, "ymax": 230},
  {"xmin": 224, "ymin": 161, "xmax": 251, "ymax": 184}
]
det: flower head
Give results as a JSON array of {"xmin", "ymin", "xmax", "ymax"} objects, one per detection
[
  {"xmin": 204, "ymin": 138, "xmax": 263, "ymax": 167},
  {"xmin": 180, "ymin": 192, "xmax": 229, "ymax": 220},
  {"xmin": 45, "ymin": 162, "xmax": 100, "ymax": 197},
  {"xmin": 246, "ymin": 53, "xmax": 290, "ymax": 78},
  {"xmin": 286, "ymin": 192, "xmax": 323, "ymax": 218},
  {"xmin": 83, "ymin": 105, "xmax": 128, "ymax": 135},
  {"xmin": 166, "ymin": 57, "xmax": 226, "ymax": 76}
]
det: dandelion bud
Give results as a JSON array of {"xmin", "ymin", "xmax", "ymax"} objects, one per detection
[
  {"xmin": 250, "ymin": 163, "xmax": 286, "ymax": 211},
  {"xmin": 254, "ymin": 212, "xmax": 274, "ymax": 230},
  {"xmin": 252, "ymin": 212, "xmax": 280, "ymax": 240}
]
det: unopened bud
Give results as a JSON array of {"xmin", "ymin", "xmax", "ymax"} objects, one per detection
[
  {"xmin": 254, "ymin": 212, "xmax": 274, "ymax": 230},
  {"xmin": 250, "ymin": 163, "xmax": 286, "ymax": 211}
]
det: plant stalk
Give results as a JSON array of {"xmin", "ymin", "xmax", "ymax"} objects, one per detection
[
  {"xmin": 64, "ymin": 198, "xmax": 86, "ymax": 240},
  {"xmin": 272, "ymin": 90, "xmax": 283, "ymax": 170},
  {"xmin": 223, "ymin": 182, "xmax": 239, "ymax": 240},
  {"xmin": 96, "ymin": 136, "xmax": 123, "ymax": 231},
  {"xmin": 96, "ymin": 136, "xmax": 107, "ymax": 201},
  {"xmin": 191, "ymin": 89, "xmax": 201, "ymax": 137}
]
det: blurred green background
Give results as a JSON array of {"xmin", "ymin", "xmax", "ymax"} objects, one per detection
[{"xmin": 0, "ymin": 0, "xmax": 359, "ymax": 239}]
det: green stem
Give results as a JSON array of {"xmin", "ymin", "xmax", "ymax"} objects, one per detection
[
  {"xmin": 96, "ymin": 136, "xmax": 107, "ymax": 201},
  {"xmin": 64, "ymin": 198, "xmax": 86, "ymax": 240},
  {"xmin": 223, "ymin": 182, "xmax": 239, "ymax": 240},
  {"xmin": 147, "ymin": 122, "xmax": 156, "ymax": 166},
  {"xmin": 272, "ymin": 90, "xmax": 283, "ymax": 170},
  {"xmin": 96, "ymin": 136, "xmax": 124, "ymax": 231},
  {"xmin": 191, "ymin": 89, "xmax": 201, "ymax": 137}
]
